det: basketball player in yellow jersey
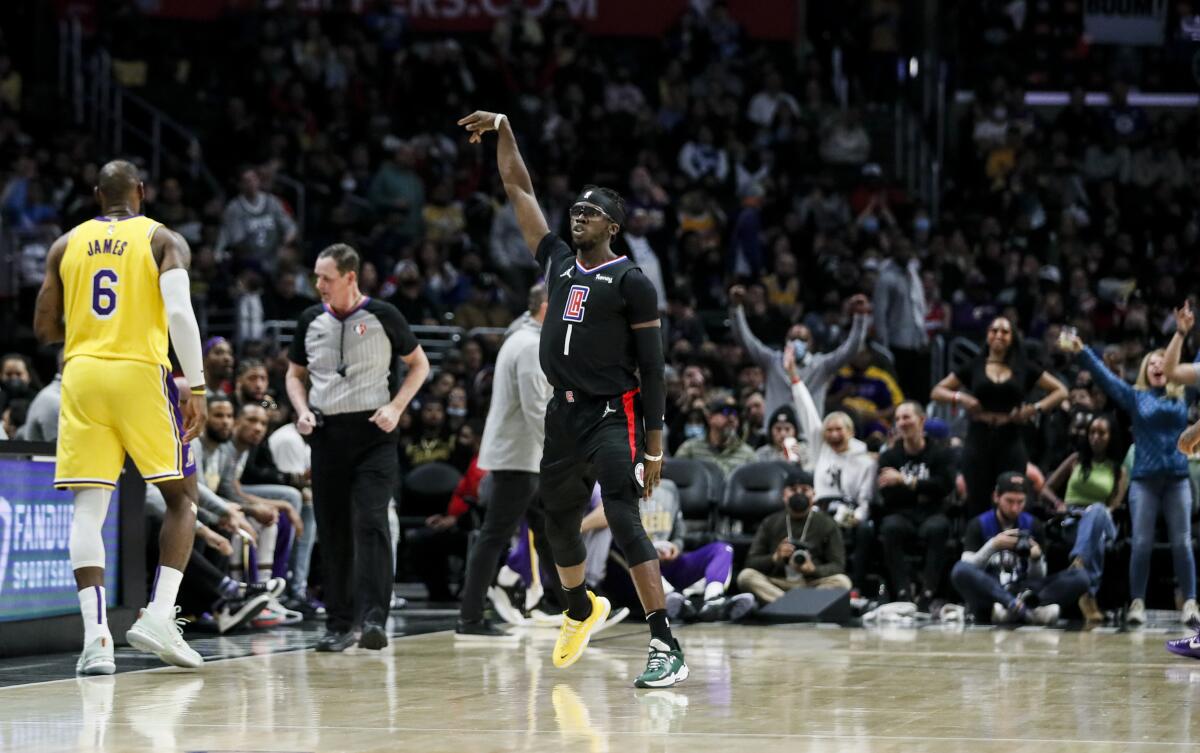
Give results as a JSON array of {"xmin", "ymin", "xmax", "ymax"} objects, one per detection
[{"xmin": 33, "ymin": 160, "xmax": 209, "ymax": 674}]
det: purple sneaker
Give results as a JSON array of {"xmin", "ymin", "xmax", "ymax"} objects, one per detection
[{"xmin": 1165, "ymin": 633, "xmax": 1200, "ymax": 659}]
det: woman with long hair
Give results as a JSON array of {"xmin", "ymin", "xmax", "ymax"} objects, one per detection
[
  {"xmin": 1060, "ymin": 331, "xmax": 1198, "ymax": 626},
  {"xmin": 932, "ymin": 316, "xmax": 1068, "ymax": 518},
  {"xmin": 1040, "ymin": 414, "xmax": 1126, "ymax": 622}
]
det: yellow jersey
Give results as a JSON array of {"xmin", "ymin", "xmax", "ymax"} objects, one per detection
[{"xmin": 60, "ymin": 214, "xmax": 169, "ymax": 367}]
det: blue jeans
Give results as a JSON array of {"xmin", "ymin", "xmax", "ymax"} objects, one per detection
[
  {"xmin": 1067, "ymin": 504, "xmax": 1117, "ymax": 596},
  {"xmin": 1128, "ymin": 477, "xmax": 1195, "ymax": 601},
  {"xmin": 950, "ymin": 560, "xmax": 1089, "ymax": 622}
]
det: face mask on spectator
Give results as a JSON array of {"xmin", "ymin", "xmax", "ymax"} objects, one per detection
[
  {"xmin": 914, "ymin": 217, "xmax": 931, "ymax": 234},
  {"xmin": 791, "ymin": 339, "xmax": 808, "ymax": 361},
  {"xmin": 447, "ymin": 407, "xmax": 467, "ymax": 418},
  {"xmin": 861, "ymin": 216, "xmax": 880, "ymax": 234},
  {"xmin": 684, "ymin": 423, "xmax": 705, "ymax": 440},
  {"xmin": 2, "ymin": 379, "xmax": 29, "ymax": 399},
  {"xmin": 787, "ymin": 491, "xmax": 812, "ymax": 513}
]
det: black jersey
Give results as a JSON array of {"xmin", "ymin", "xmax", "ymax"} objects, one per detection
[{"xmin": 536, "ymin": 232, "xmax": 659, "ymax": 397}]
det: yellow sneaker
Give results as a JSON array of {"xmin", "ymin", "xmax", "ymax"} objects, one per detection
[{"xmin": 552, "ymin": 591, "xmax": 611, "ymax": 669}]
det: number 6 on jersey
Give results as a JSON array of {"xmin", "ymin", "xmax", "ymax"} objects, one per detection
[
  {"xmin": 92, "ymin": 269, "xmax": 118, "ymax": 318},
  {"xmin": 562, "ymin": 284, "xmax": 589, "ymax": 355}
]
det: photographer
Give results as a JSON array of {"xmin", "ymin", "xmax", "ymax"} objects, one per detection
[
  {"xmin": 950, "ymin": 471, "xmax": 1089, "ymax": 625},
  {"xmin": 736, "ymin": 465, "xmax": 852, "ymax": 605}
]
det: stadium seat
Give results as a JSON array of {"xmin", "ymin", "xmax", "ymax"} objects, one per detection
[
  {"xmin": 399, "ymin": 462, "xmax": 462, "ymax": 523},
  {"xmin": 662, "ymin": 458, "xmax": 717, "ymax": 547},
  {"xmin": 719, "ymin": 461, "xmax": 787, "ymax": 555}
]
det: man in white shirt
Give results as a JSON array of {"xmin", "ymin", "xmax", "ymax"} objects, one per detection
[{"xmin": 269, "ymin": 413, "xmax": 316, "ymax": 607}]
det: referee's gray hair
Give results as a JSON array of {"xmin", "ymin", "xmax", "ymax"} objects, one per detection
[
  {"xmin": 318, "ymin": 243, "xmax": 360, "ymax": 276},
  {"xmin": 528, "ymin": 282, "xmax": 548, "ymax": 315}
]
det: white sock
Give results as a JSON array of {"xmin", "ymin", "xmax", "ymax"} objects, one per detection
[
  {"xmin": 704, "ymin": 581, "xmax": 725, "ymax": 601},
  {"xmin": 147, "ymin": 565, "xmax": 184, "ymax": 621},
  {"xmin": 79, "ymin": 586, "xmax": 111, "ymax": 644}
]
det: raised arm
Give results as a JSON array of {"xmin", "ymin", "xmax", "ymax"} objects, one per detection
[
  {"xmin": 727, "ymin": 285, "xmax": 776, "ymax": 369},
  {"xmin": 1060, "ymin": 333, "xmax": 1136, "ymax": 413},
  {"xmin": 1165, "ymin": 301, "xmax": 1199, "ymax": 386},
  {"xmin": 807, "ymin": 303, "xmax": 871, "ymax": 386},
  {"xmin": 459, "ymin": 110, "xmax": 548, "ymax": 257},
  {"xmin": 33, "ymin": 234, "xmax": 68, "ymax": 345},
  {"xmin": 785, "ymin": 343, "xmax": 823, "ymax": 450}
]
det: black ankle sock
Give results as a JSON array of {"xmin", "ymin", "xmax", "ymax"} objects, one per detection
[
  {"xmin": 646, "ymin": 610, "xmax": 674, "ymax": 645},
  {"xmin": 563, "ymin": 584, "xmax": 593, "ymax": 621}
]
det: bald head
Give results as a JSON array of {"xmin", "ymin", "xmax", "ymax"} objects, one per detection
[{"xmin": 95, "ymin": 160, "xmax": 143, "ymax": 210}]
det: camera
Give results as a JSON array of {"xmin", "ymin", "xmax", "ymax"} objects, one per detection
[
  {"xmin": 1013, "ymin": 530, "xmax": 1033, "ymax": 557},
  {"xmin": 789, "ymin": 539, "xmax": 811, "ymax": 567}
]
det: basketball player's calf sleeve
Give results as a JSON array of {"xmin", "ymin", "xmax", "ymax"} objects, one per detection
[
  {"xmin": 70, "ymin": 488, "xmax": 112, "ymax": 570},
  {"xmin": 632, "ymin": 326, "xmax": 666, "ymax": 431}
]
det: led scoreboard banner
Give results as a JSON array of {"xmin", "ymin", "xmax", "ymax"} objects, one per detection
[{"xmin": 0, "ymin": 456, "xmax": 119, "ymax": 622}]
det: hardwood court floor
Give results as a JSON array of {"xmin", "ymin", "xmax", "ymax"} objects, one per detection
[{"xmin": 2, "ymin": 618, "xmax": 1200, "ymax": 752}]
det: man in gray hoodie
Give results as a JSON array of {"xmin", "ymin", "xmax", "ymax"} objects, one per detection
[
  {"xmin": 729, "ymin": 286, "xmax": 871, "ymax": 429},
  {"xmin": 457, "ymin": 285, "xmax": 558, "ymax": 639}
]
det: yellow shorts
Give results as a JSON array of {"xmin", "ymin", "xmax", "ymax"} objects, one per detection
[{"xmin": 55, "ymin": 355, "xmax": 195, "ymax": 489}]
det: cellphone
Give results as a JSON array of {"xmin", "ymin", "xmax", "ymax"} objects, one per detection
[{"xmin": 1058, "ymin": 326, "xmax": 1077, "ymax": 348}]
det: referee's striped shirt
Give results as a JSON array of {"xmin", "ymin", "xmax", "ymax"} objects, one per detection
[{"xmin": 288, "ymin": 298, "xmax": 417, "ymax": 415}]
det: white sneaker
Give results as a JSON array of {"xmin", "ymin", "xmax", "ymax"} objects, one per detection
[
  {"xmin": 991, "ymin": 602, "xmax": 1015, "ymax": 624},
  {"xmin": 488, "ymin": 585, "xmax": 528, "ymax": 625},
  {"xmin": 1128, "ymin": 599, "xmax": 1147, "ymax": 626},
  {"xmin": 126, "ymin": 608, "xmax": 203, "ymax": 669},
  {"xmin": 530, "ymin": 608, "xmax": 565, "ymax": 627},
  {"xmin": 1028, "ymin": 604, "xmax": 1060, "ymax": 626},
  {"xmin": 76, "ymin": 635, "xmax": 116, "ymax": 675},
  {"xmin": 1182, "ymin": 599, "xmax": 1200, "ymax": 627}
]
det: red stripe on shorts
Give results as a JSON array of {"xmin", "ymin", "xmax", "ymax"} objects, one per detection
[{"xmin": 621, "ymin": 388, "xmax": 640, "ymax": 463}]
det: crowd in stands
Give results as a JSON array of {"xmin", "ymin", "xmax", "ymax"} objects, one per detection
[{"xmin": 4, "ymin": 3, "xmax": 1200, "ymax": 630}]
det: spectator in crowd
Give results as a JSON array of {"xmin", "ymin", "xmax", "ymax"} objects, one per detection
[
  {"xmin": 951, "ymin": 471, "xmax": 1089, "ymax": 626},
  {"xmin": 873, "ymin": 238, "xmax": 929, "ymax": 402},
  {"xmin": 1040, "ymin": 414, "xmax": 1124, "ymax": 623},
  {"xmin": 0, "ymin": 352, "xmax": 38, "ymax": 413},
  {"xmin": 737, "ymin": 465, "xmax": 852, "ymax": 604},
  {"xmin": 14, "ymin": 348, "xmax": 62, "ymax": 441},
  {"xmin": 204, "ymin": 338, "xmax": 236, "ymax": 399},
  {"xmin": 827, "ymin": 346, "xmax": 904, "ymax": 444},
  {"xmin": 747, "ymin": 69, "xmax": 801, "ymax": 128},
  {"xmin": 673, "ymin": 394, "xmax": 756, "ymax": 478},
  {"xmin": 234, "ymin": 359, "xmax": 272, "ymax": 411},
  {"xmin": 1, "ymin": 398, "xmax": 27, "ymax": 440},
  {"xmin": 754, "ymin": 404, "xmax": 808, "ymax": 468},
  {"xmin": 263, "ymin": 270, "xmax": 318, "ymax": 322},
  {"xmin": 629, "ymin": 478, "xmax": 755, "ymax": 623},
  {"xmin": 216, "ymin": 167, "xmax": 298, "ymax": 269},
  {"xmin": 368, "ymin": 141, "xmax": 425, "ymax": 245},
  {"xmin": 1061, "ymin": 329, "xmax": 1198, "ymax": 626},
  {"xmin": 729, "ymin": 286, "xmax": 870, "ymax": 426},
  {"xmin": 402, "ymin": 397, "xmax": 455, "ymax": 472},
  {"xmin": 787, "ymin": 345, "xmax": 876, "ymax": 526},
  {"xmin": 876, "ymin": 402, "xmax": 955, "ymax": 608},
  {"xmin": 932, "ymin": 316, "xmax": 1067, "ymax": 518}
]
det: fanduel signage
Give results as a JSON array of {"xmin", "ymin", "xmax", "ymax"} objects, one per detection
[
  {"xmin": 1084, "ymin": 0, "xmax": 1169, "ymax": 45},
  {"xmin": 0, "ymin": 458, "xmax": 118, "ymax": 622}
]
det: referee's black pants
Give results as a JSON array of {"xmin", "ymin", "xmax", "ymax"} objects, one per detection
[
  {"xmin": 310, "ymin": 411, "xmax": 398, "ymax": 633},
  {"xmin": 459, "ymin": 470, "xmax": 562, "ymax": 623}
]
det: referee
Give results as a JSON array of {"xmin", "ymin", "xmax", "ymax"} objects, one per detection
[{"xmin": 286, "ymin": 243, "xmax": 429, "ymax": 652}]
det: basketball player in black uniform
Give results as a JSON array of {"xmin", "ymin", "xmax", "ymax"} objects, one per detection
[{"xmin": 459, "ymin": 110, "xmax": 686, "ymax": 687}]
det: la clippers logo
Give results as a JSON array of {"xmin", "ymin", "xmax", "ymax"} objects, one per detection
[
  {"xmin": 354, "ymin": 322, "xmax": 368, "ymax": 336},
  {"xmin": 562, "ymin": 285, "xmax": 589, "ymax": 323}
]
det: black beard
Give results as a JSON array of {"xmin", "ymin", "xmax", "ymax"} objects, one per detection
[{"xmin": 573, "ymin": 234, "xmax": 597, "ymax": 253}]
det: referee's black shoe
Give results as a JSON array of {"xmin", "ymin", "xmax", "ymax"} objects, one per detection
[
  {"xmin": 316, "ymin": 629, "xmax": 357, "ymax": 652},
  {"xmin": 359, "ymin": 621, "xmax": 389, "ymax": 650}
]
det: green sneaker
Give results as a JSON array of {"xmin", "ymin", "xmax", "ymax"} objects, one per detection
[{"xmin": 634, "ymin": 638, "xmax": 688, "ymax": 688}]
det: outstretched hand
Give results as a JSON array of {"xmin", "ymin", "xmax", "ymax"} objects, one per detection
[
  {"xmin": 1175, "ymin": 300, "xmax": 1195, "ymax": 336},
  {"xmin": 457, "ymin": 111, "xmax": 503, "ymax": 144}
]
